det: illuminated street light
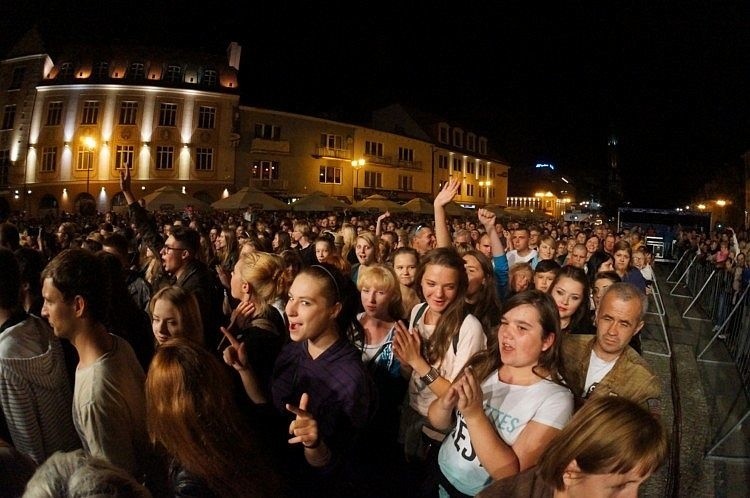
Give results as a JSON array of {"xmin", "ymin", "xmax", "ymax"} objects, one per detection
[
  {"xmin": 351, "ymin": 158, "xmax": 365, "ymax": 200},
  {"xmin": 81, "ymin": 136, "xmax": 97, "ymax": 195},
  {"xmin": 716, "ymin": 199, "xmax": 727, "ymax": 207}
]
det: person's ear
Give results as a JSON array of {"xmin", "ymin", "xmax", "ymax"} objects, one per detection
[
  {"xmin": 541, "ymin": 331, "xmax": 556, "ymax": 352},
  {"xmin": 329, "ymin": 301, "xmax": 342, "ymax": 320},
  {"xmin": 634, "ymin": 320, "xmax": 645, "ymax": 336},
  {"xmin": 72, "ymin": 295, "xmax": 86, "ymax": 318},
  {"xmin": 562, "ymin": 459, "xmax": 582, "ymax": 488}
]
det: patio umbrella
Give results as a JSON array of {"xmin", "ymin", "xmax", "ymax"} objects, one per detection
[
  {"xmin": 141, "ymin": 186, "xmax": 210, "ymax": 212},
  {"xmin": 402, "ymin": 197, "xmax": 434, "ymax": 216},
  {"xmin": 444, "ymin": 201, "xmax": 473, "ymax": 217},
  {"xmin": 354, "ymin": 194, "xmax": 408, "ymax": 213},
  {"xmin": 290, "ymin": 191, "xmax": 349, "ymax": 212},
  {"xmin": 211, "ymin": 186, "xmax": 289, "ymax": 211}
]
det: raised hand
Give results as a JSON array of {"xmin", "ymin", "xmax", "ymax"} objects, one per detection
[
  {"xmin": 378, "ymin": 210, "xmax": 391, "ymax": 222},
  {"xmin": 221, "ymin": 326, "xmax": 248, "ymax": 372},
  {"xmin": 392, "ymin": 320, "xmax": 424, "ymax": 369},
  {"xmin": 434, "ymin": 177, "xmax": 460, "ymax": 208},
  {"xmin": 286, "ymin": 393, "xmax": 320, "ymax": 448},
  {"xmin": 230, "ymin": 300, "xmax": 256, "ymax": 331},
  {"xmin": 477, "ymin": 208, "xmax": 496, "ymax": 229},
  {"xmin": 455, "ymin": 367, "xmax": 484, "ymax": 420}
]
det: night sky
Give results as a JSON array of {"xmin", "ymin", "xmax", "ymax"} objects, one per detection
[{"xmin": 2, "ymin": 1, "xmax": 748, "ymax": 210}]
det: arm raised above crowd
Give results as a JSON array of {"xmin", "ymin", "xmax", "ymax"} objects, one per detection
[{"xmin": 434, "ymin": 178, "xmax": 460, "ymax": 248}]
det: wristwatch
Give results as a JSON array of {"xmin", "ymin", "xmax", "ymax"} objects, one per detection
[{"xmin": 420, "ymin": 367, "xmax": 440, "ymax": 385}]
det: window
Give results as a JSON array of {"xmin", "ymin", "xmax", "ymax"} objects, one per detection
[
  {"xmin": 398, "ymin": 147, "xmax": 414, "ymax": 162},
  {"xmin": 320, "ymin": 134, "xmax": 344, "ymax": 150},
  {"xmin": 438, "ymin": 124, "xmax": 449, "ymax": 144},
  {"xmin": 467, "ymin": 133, "xmax": 476, "ymax": 152},
  {"xmin": 438, "ymin": 154, "xmax": 449, "ymax": 169},
  {"xmin": 95, "ymin": 61, "xmax": 109, "ymax": 78},
  {"xmin": 156, "ymin": 146, "xmax": 174, "ymax": 170},
  {"xmin": 252, "ymin": 160, "xmax": 280, "ymax": 180},
  {"xmin": 364, "ymin": 171, "xmax": 382, "ymax": 188},
  {"xmin": 478, "ymin": 137, "xmax": 487, "ymax": 155},
  {"xmin": 398, "ymin": 175, "xmax": 413, "ymax": 191},
  {"xmin": 478, "ymin": 187, "xmax": 485, "ymax": 198},
  {"xmin": 319, "ymin": 166, "xmax": 341, "ymax": 184},
  {"xmin": 0, "ymin": 150, "xmax": 8, "ymax": 185},
  {"xmin": 159, "ymin": 103, "xmax": 177, "ymax": 127},
  {"xmin": 198, "ymin": 106, "xmax": 216, "ymax": 130},
  {"xmin": 452, "ymin": 157, "xmax": 462, "ymax": 173},
  {"xmin": 365, "ymin": 141, "xmax": 384, "ymax": 157},
  {"xmin": 115, "ymin": 145, "xmax": 135, "ymax": 169},
  {"xmin": 119, "ymin": 101, "xmax": 138, "ymax": 125},
  {"xmin": 76, "ymin": 146, "xmax": 94, "ymax": 171},
  {"xmin": 9, "ymin": 67, "xmax": 25, "ymax": 90},
  {"xmin": 490, "ymin": 187, "xmax": 496, "ymax": 199},
  {"xmin": 165, "ymin": 65, "xmax": 182, "ymax": 83},
  {"xmin": 466, "ymin": 160, "xmax": 476, "ymax": 174},
  {"xmin": 58, "ymin": 62, "xmax": 73, "ymax": 78},
  {"xmin": 254, "ymin": 123, "xmax": 280, "ymax": 140},
  {"xmin": 202, "ymin": 69, "xmax": 217, "ymax": 86},
  {"xmin": 41, "ymin": 147, "xmax": 57, "ymax": 172},
  {"xmin": 453, "ymin": 129, "xmax": 464, "ymax": 147},
  {"xmin": 81, "ymin": 101, "xmax": 99, "ymax": 125},
  {"xmin": 466, "ymin": 184, "xmax": 475, "ymax": 196},
  {"xmin": 478, "ymin": 162, "xmax": 486, "ymax": 176},
  {"xmin": 46, "ymin": 102, "xmax": 63, "ymax": 126},
  {"xmin": 196, "ymin": 147, "xmax": 213, "ymax": 171},
  {"xmin": 1, "ymin": 105, "xmax": 16, "ymax": 130},
  {"xmin": 130, "ymin": 62, "xmax": 145, "ymax": 80}
]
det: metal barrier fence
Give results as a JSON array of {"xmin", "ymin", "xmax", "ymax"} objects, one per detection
[{"xmin": 670, "ymin": 248, "xmax": 750, "ymax": 460}]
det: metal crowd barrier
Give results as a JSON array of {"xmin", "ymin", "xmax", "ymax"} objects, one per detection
[
  {"xmin": 643, "ymin": 273, "xmax": 671, "ymax": 357},
  {"xmin": 674, "ymin": 253, "xmax": 750, "ymax": 460}
]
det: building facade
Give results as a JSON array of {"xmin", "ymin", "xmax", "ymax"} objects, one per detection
[{"xmin": 0, "ymin": 31, "xmax": 509, "ymax": 217}]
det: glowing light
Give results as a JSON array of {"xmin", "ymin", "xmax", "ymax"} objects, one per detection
[
  {"xmin": 716, "ymin": 199, "xmax": 727, "ymax": 207},
  {"xmin": 222, "ymin": 188, "xmax": 230, "ymax": 199},
  {"xmin": 181, "ymin": 186, "xmax": 186, "ymax": 194},
  {"xmin": 536, "ymin": 163, "xmax": 555, "ymax": 170}
]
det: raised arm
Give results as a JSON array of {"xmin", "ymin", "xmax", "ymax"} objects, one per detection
[
  {"xmin": 375, "ymin": 211, "xmax": 390, "ymax": 237},
  {"xmin": 434, "ymin": 178, "xmax": 461, "ymax": 248}
]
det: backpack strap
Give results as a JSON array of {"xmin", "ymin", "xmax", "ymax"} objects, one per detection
[{"xmin": 411, "ymin": 302, "xmax": 429, "ymax": 330}]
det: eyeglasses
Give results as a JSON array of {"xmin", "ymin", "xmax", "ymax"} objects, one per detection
[{"xmin": 162, "ymin": 245, "xmax": 186, "ymax": 253}]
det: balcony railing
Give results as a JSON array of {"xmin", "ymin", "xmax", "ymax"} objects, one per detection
[
  {"xmin": 364, "ymin": 154, "xmax": 423, "ymax": 170},
  {"xmin": 314, "ymin": 146, "xmax": 353, "ymax": 161},
  {"xmin": 250, "ymin": 178, "xmax": 288, "ymax": 190},
  {"xmin": 250, "ymin": 138, "xmax": 291, "ymax": 154}
]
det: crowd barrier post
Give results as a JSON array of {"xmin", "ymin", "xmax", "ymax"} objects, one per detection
[
  {"xmin": 643, "ymin": 271, "xmax": 671, "ymax": 358},
  {"xmin": 670, "ymin": 252, "xmax": 701, "ymax": 297},
  {"xmin": 667, "ymin": 249, "xmax": 692, "ymax": 283}
]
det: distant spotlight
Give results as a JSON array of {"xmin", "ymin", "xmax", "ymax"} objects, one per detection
[
  {"xmin": 181, "ymin": 186, "xmax": 186, "ymax": 194},
  {"xmin": 141, "ymin": 186, "xmax": 146, "ymax": 190},
  {"xmin": 222, "ymin": 188, "xmax": 230, "ymax": 199}
]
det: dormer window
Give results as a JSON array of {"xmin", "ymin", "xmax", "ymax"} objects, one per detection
[
  {"xmin": 165, "ymin": 65, "xmax": 182, "ymax": 83},
  {"xmin": 58, "ymin": 62, "xmax": 73, "ymax": 78},
  {"xmin": 438, "ymin": 123, "xmax": 449, "ymax": 144},
  {"xmin": 202, "ymin": 69, "xmax": 217, "ymax": 86},
  {"xmin": 453, "ymin": 128, "xmax": 464, "ymax": 148},
  {"xmin": 130, "ymin": 62, "xmax": 145, "ymax": 80},
  {"xmin": 95, "ymin": 61, "xmax": 109, "ymax": 78},
  {"xmin": 478, "ymin": 137, "xmax": 487, "ymax": 155},
  {"xmin": 467, "ymin": 133, "xmax": 476, "ymax": 152}
]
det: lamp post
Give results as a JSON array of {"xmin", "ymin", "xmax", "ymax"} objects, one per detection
[
  {"xmin": 351, "ymin": 158, "xmax": 365, "ymax": 201},
  {"xmin": 82, "ymin": 136, "xmax": 97, "ymax": 195}
]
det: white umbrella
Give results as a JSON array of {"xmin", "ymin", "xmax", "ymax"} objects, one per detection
[
  {"xmin": 141, "ymin": 186, "xmax": 210, "ymax": 212},
  {"xmin": 290, "ymin": 191, "xmax": 349, "ymax": 212},
  {"xmin": 354, "ymin": 194, "xmax": 408, "ymax": 213},
  {"xmin": 211, "ymin": 186, "xmax": 289, "ymax": 211},
  {"xmin": 403, "ymin": 197, "xmax": 434, "ymax": 216}
]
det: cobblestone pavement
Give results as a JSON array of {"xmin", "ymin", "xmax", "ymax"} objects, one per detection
[{"xmin": 638, "ymin": 264, "xmax": 750, "ymax": 497}]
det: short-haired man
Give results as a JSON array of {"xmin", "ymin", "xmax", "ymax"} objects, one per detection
[
  {"xmin": 506, "ymin": 227, "xmax": 537, "ymax": 268},
  {"xmin": 0, "ymin": 248, "xmax": 80, "ymax": 464},
  {"xmin": 102, "ymin": 233, "xmax": 150, "ymax": 311},
  {"xmin": 568, "ymin": 243, "xmax": 588, "ymax": 269},
  {"xmin": 410, "ymin": 224, "xmax": 436, "ymax": 256},
  {"xmin": 41, "ymin": 249, "xmax": 149, "ymax": 476},
  {"xmin": 603, "ymin": 233, "xmax": 616, "ymax": 255},
  {"xmin": 562, "ymin": 282, "xmax": 661, "ymax": 413}
]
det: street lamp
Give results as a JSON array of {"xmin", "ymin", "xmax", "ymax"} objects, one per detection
[
  {"xmin": 351, "ymin": 158, "xmax": 365, "ymax": 201},
  {"xmin": 82, "ymin": 136, "xmax": 97, "ymax": 194}
]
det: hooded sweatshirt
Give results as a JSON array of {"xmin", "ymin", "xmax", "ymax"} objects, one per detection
[{"xmin": 0, "ymin": 315, "xmax": 81, "ymax": 464}]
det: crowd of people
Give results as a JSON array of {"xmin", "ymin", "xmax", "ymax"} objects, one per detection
[{"xmin": 0, "ymin": 174, "xmax": 691, "ymax": 497}]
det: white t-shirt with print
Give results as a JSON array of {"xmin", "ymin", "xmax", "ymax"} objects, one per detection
[{"xmin": 437, "ymin": 371, "xmax": 573, "ymax": 496}]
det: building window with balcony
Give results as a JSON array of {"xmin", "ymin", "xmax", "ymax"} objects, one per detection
[
  {"xmin": 320, "ymin": 134, "xmax": 344, "ymax": 150},
  {"xmin": 478, "ymin": 137, "xmax": 487, "ymax": 155},
  {"xmin": 165, "ymin": 65, "xmax": 182, "ymax": 83},
  {"xmin": 198, "ymin": 106, "xmax": 216, "ymax": 130},
  {"xmin": 119, "ymin": 101, "xmax": 138, "ymax": 125},
  {"xmin": 466, "ymin": 184, "xmax": 475, "ymax": 196},
  {"xmin": 398, "ymin": 175, "xmax": 413, "ymax": 191},
  {"xmin": 365, "ymin": 141, "xmax": 384, "ymax": 157},
  {"xmin": 398, "ymin": 147, "xmax": 414, "ymax": 163},
  {"xmin": 2, "ymin": 105, "xmax": 16, "ymax": 130},
  {"xmin": 76, "ymin": 146, "xmax": 94, "ymax": 171},
  {"xmin": 319, "ymin": 166, "xmax": 342, "ymax": 184},
  {"xmin": 202, "ymin": 69, "xmax": 217, "ymax": 86},
  {"xmin": 453, "ymin": 129, "xmax": 464, "ymax": 148},
  {"xmin": 254, "ymin": 123, "xmax": 280, "ymax": 140},
  {"xmin": 115, "ymin": 145, "xmax": 135, "ymax": 169},
  {"xmin": 466, "ymin": 160, "xmax": 476, "ymax": 174},
  {"xmin": 438, "ymin": 154, "xmax": 449, "ymax": 169},
  {"xmin": 95, "ymin": 61, "xmax": 109, "ymax": 78},
  {"xmin": 58, "ymin": 62, "xmax": 73, "ymax": 78},
  {"xmin": 130, "ymin": 62, "xmax": 145, "ymax": 80},
  {"xmin": 252, "ymin": 160, "xmax": 279, "ymax": 180},
  {"xmin": 364, "ymin": 171, "xmax": 382, "ymax": 188},
  {"xmin": 196, "ymin": 148, "xmax": 213, "ymax": 171},
  {"xmin": 156, "ymin": 146, "xmax": 174, "ymax": 170},
  {"xmin": 9, "ymin": 67, "xmax": 25, "ymax": 90},
  {"xmin": 81, "ymin": 101, "xmax": 99, "ymax": 125},
  {"xmin": 41, "ymin": 147, "xmax": 57, "ymax": 172},
  {"xmin": 46, "ymin": 102, "xmax": 63, "ymax": 126},
  {"xmin": 159, "ymin": 103, "xmax": 177, "ymax": 127},
  {"xmin": 438, "ymin": 124, "xmax": 449, "ymax": 144},
  {"xmin": 452, "ymin": 157, "xmax": 462, "ymax": 173},
  {"xmin": 467, "ymin": 133, "xmax": 476, "ymax": 152}
]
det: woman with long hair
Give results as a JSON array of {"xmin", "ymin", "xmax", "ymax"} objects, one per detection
[
  {"xmin": 476, "ymin": 396, "xmax": 667, "ymax": 497},
  {"xmin": 148, "ymin": 285, "xmax": 204, "ymax": 347},
  {"xmin": 390, "ymin": 247, "xmax": 421, "ymax": 320},
  {"xmin": 428, "ymin": 290, "xmax": 573, "ymax": 497},
  {"xmin": 548, "ymin": 265, "xmax": 593, "ymax": 335},
  {"xmin": 393, "ymin": 247, "xmax": 486, "ymax": 465},
  {"xmin": 146, "ymin": 338, "xmax": 279, "ymax": 497},
  {"xmin": 613, "ymin": 240, "xmax": 648, "ymax": 293},
  {"xmin": 272, "ymin": 230, "xmax": 292, "ymax": 254},
  {"xmin": 339, "ymin": 223, "xmax": 359, "ymax": 266},
  {"xmin": 585, "ymin": 250, "xmax": 615, "ymax": 286},
  {"xmin": 462, "ymin": 249, "xmax": 502, "ymax": 337}
]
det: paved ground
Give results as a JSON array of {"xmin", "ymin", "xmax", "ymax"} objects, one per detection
[{"xmin": 638, "ymin": 263, "xmax": 750, "ymax": 497}]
